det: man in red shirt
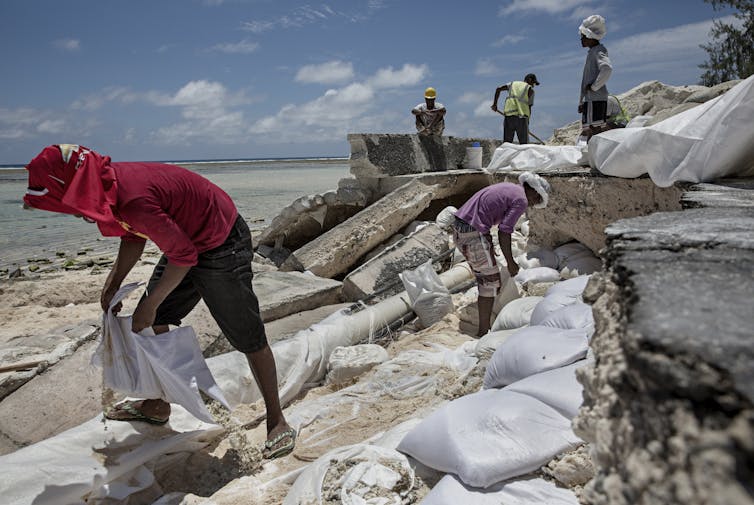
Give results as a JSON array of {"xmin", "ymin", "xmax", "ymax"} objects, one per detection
[{"xmin": 23, "ymin": 144, "xmax": 295, "ymax": 459}]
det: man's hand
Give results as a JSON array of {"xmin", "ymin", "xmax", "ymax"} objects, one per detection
[
  {"xmin": 100, "ymin": 284, "xmax": 122, "ymax": 314},
  {"xmin": 578, "ymin": 104, "xmax": 584, "ymax": 114},
  {"xmin": 490, "ymin": 104, "xmax": 498, "ymax": 112},
  {"xmin": 507, "ymin": 262, "xmax": 519, "ymax": 278},
  {"xmin": 131, "ymin": 297, "xmax": 157, "ymax": 333}
]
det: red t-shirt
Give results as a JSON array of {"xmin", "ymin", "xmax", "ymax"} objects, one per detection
[{"xmin": 112, "ymin": 162, "xmax": 237, "ymax": 267}]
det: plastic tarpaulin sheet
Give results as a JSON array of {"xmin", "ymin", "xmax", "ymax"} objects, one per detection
[
  {"xmin": 0, "ymin": 407, "xmax": 222, "ymax": 505},
  {"xmin": 485, "ymin": 143, "xmax": 588, "ymax": 173},
  {"xmin": 420, "ymin": 474, "xmax": 579, "ymax": 505},
  {"xmin": 589, "ymin": 75, "xmax": 754, "ymax": 187}
]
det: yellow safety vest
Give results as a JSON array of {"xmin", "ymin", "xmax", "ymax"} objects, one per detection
[{"xmin": 503, "ymin": 81, "xmax": 531, "ymax": 118}]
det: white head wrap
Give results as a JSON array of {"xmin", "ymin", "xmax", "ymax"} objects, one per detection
[
  {"xmin": 518, "ymin": 172, "xmax": 550, "ymax": 209},
  {"xmin": 435, "ymin": 205, "xmax": 458, "ymax": 232},
  {"xmin": 579, "ymin": 14, "xmax": 607, "ymax": 41}
]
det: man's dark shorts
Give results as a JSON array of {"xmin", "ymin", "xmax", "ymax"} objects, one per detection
[
  {"xmin": 582, "ymin": 100, "xmax": 607, "ymax": 127},
  {"xmin": 146, "ymin": 215, "xmax": 267, "ymax": 353}
]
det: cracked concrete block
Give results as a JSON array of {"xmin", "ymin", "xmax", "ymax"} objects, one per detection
[
  {"xmin": 252, "ymin": 270, "xmax": 343, "ymax": 322},
  {"xmin": 281, "ymin": 179, "xmax": 437, "ymax": 278},
  {"xmin": 342, "ymin": 223, "xmax": 450, "ymax": 301}
]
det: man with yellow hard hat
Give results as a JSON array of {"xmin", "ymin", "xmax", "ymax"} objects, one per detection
[{"xmin": 412, "ymin": 87, "xmax": 446, "ymax": 136}]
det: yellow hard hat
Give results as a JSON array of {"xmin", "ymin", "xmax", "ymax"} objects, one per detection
[{"xmin": 424, "ymin": 87, "xmax": 437, "ymax": 99}]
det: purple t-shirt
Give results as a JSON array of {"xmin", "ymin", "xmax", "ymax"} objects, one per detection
[{"xmin": 454, "ymin": 183, "xmax": 527, "ymax": 234}]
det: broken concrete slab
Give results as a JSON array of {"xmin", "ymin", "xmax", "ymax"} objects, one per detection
[
  {"xmin": 574, "ymin": 182, "xmax": 754, "ymax": 505},
  {"xmin": 348, "ymin": 133, "xmax": 501, "ymax": 178},
  {"xmin": 253, "ymin": 270, "xmax": 343, "ymax": 322},
  {"xmin": 281, "ymin": 179, "xmax": 437, "ymax": 278},
  {"xmin": 343, "ymin": 223, "xmax": 450, "ymax": 301},
  {"xmin": 682, "ymin": 180, "xmax": 754, "ymax": 209},
  {"xmin": 0, "ymin": 322, "xmax": 98, "ymax": 400}
]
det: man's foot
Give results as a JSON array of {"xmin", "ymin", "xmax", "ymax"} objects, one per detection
[
  {"xmin": 104, "ymin": 399, "xmax": 170, "ymax": 425},
  {"xmin": 262, "ymin": 424, "xmax": 296, "ymax": 459}
]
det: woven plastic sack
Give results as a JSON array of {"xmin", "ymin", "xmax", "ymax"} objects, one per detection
[{"xmin": 400, "ymin": 260, "xmax": 453, "ymax": 327}]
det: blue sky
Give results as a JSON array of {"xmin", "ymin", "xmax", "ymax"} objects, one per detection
[{"xmin": 0, "ymin": 0, "xmax": 735, "ymax": 164}]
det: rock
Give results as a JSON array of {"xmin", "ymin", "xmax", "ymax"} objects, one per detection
[
  {"xmin": 281, "ymin": 179, "xmax": 437, "ymax": 278},
  {"xmin": 683, "ymin": 80, "xmax": 742, "ymax": 103},
  {"xmin": 645, "ymin": 102, "xmax": 700, "ymax": 126},
  {"xmin": 253, "ymin": 270, "xmax": 343, "ymax": 322},
  {"xmin": 8, "ymin": 268, "xmax": 23, "ymax": 279}
]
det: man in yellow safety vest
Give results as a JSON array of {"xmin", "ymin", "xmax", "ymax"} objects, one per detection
[{"xmin": 491, "ymin": 73, "xmax": 539, "ymax": 144}]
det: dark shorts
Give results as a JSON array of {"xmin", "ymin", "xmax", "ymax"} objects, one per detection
[
  {"xmin": 146, "ymin": 215, "xmax": 267, "ymax": 353},
  {"xmin": 582, "ymin": 101, "xmax": 607, "ymax": 127}
]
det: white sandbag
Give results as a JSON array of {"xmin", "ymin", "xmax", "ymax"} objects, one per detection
[
  {"xmin": 483, "ymin": 326, "xmax": 589, "ymax": 389},
  {"xmin": 435, "ymin": 206, "xmax": 458, "ymax": 232},
  {"xmin": 540, "ymin": 302, "xmax": 595, "ymax": 337},
  {"xmin": 420, "ymin": 474, "xmax": 580, "ymax": 505},
  {"xmin": 92, "ymin": 283, "xmax": 229, "ymax": 423},
  {"xmin": 397, "ymin": 389, "xmax": 581, "ymax": 488},
  {"xmin": 400, "ymin": 260, "xmax": 454, "ymax": 327},
  {"xmin": 490, "ymin": 296, "xmax": 543, "ymax": 331},
  {"xmin": 529, "ymin": 292, "xmax": 581, "ymax": 326},
  {"xmin": 326, "ymin": 344, "xmax": 389, "ymax": 385},
  {"xmin": 514, "ymin": 266, "xmax": 561, "ymax": 285},
  {"xmin": 283, "ymin": 444, "xmax": 416, "ymax": 505},
  {"xmin": 505, "ymin": 361, "xmax": 587, "ymax": 419},
  {"xmin": 589, "ymin": 75, "xmax": 754, "ymax": 187},
  {"xmin": 485, "ymin": 143, "xmax": 588, "ymax": 173},
  {"xmin": 560, "ymin": 249, "xmax": 601, "ymax": 275},
  {"xmin": 545, "ymin": 275, "xmax": 591, "ymax": 298},
  {"xmin": 475, "ymin": 328, "xmax": 519, "ymax": 358}
]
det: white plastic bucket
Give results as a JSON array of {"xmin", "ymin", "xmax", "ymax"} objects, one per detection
[{"xmin": 464, "ymin": 145, "xmax": 483, "ymax": 169}]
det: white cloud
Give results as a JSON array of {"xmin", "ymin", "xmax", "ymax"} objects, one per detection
[
  {"xmin": 53, "ymin": 38, "xmax": 80, "ymax": 51},
  {"xmin": 492, "ymin": 34, "xmax": 525, "ymax": 47},
  {"xmin": 499, "ymin": 0, "xmax": 593, "ymax": 16},
  {"xmin": 251, "ymin": 62, "xmax": 427, "ymax": 142},
  {"xmin": 149, "ymin": 80, "xmax": 254, "ymax": 145},
  {"xmin": 369, "ymin": 63, "xmax": 428, "ymax": 88},
  {"xmin": 209, "ymin": 39, "xmax": 259, "ymax": 54},
  {"xmin": 71, "ymin": 87, "xmax": 136, "ymax": 111},
  {"xmin": 242, "ymin": 4, "xmax": 373, "ymax": 33},
  {"xmin": 296, "ymin": 60, "xmax": 355, "ymax": 84},
  {"xmin": 475, "ymin": 58, "xmax": 499, "ymax": 76},
  {"xmin": 458, "ymin": 91, "xmax": 489, "ymax": 104}
]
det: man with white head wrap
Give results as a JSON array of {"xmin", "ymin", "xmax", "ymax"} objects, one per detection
[
  {"xmin": 452, "ymin": 172, "xmax": 550, "ymax": 336},
  {"xmin": 578, "ymin": 14, "xmax": 613, "ymax": 141}
]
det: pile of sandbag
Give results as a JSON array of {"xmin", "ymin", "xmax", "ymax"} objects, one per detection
[{"xmin": 394, "ymin": 275, "xmax": 595, "ymax": 502}]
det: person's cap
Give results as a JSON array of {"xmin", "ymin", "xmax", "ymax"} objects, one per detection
[
  {"xmin": 424, "ymin": 87, "xmax": 437, "ymax": 99},
  {"xmin": 579, "ymin": 14, "xmax": 607, "ymax": 40},
  {"xmin": 525, "ymin": 73, "xmax": 540, "ymax": 85},
  {"xmin": 518, "ymin": 172, "xmax": 551, "ymax": 209}
]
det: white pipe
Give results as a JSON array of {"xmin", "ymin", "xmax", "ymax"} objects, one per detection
[{"xmin": 208, "ymin": 262, "xmax": 474, "ymax": 406}]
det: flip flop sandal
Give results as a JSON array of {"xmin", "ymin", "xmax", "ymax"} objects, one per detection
[
  {"xmin": 263, "ymin": 428, "xmax": 297, "ymax": 459},
  {"xmin": 104, "ymin": 400, "xmax": 169, "ymax": 425}
]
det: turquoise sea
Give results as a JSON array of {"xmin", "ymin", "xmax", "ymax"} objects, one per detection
[{"xmin": 0, "ymin": 158, "xmax": 350, "ymax": 269}]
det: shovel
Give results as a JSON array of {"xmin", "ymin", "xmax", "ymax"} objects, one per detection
[{"xmin": 494, "ymin": 109, "xmax": 545, "ymax": 145}]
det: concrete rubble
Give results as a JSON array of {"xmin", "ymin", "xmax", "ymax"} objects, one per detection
[
  {"xmin": 342, "ymin": 222, "xmax": 450, "ymax": 301},
  {"xmin": 281, "ymin": 179, "xmax": 437, "ymax": 278}
]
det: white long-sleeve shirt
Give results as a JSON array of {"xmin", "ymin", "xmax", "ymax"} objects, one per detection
[{"xmin": 580, "ymin": 44, "xmax": 612, "ymax": 104}]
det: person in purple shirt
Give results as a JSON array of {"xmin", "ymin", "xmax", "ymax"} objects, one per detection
[{"xmin": 453, "ymin": 172, "xmax": 550, "ymax": 336}]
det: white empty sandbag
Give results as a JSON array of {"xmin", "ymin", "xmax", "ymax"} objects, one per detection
[
  {"xmin": 490, "ymin": 296, "xmax": 543, "ymax": 331},
  {"xmin": 514, "ymin": 266, "xmax": 561, "ymax": 285},
  {"xmin": 397, "ymin": 389, "xmax": 581, "ymax": 488},
  {"xmin": 505, "ymin": 361, "xmax": 588, "ymax": 419},
  {"xmin": 284, "ymin": 444, "xmax": 415, "ymax": 505},
  {"xmin": 539, "ymin": 302, "xmax": 595, "ymax": 337},
  {"xmin": 326, "ymin": 344, "xmax": 389, "ymax": 385},
  {"xmin": 400, "ymin": 260, "xmax": 454, "ymax": 327},
  {"xmin": 421, "ymin": 474, "xmax": 580, "ymax": 505},
  {"xmin": 483, "ymin": 326, "xmax": 590, "ymax": 389},
  {"xmin": 475, "ymin": 328, "xmax": 520, "ymax": 358},
  {"xmin": 529, "ymin": 293, "xmax": 581, "ymax": 326}
]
